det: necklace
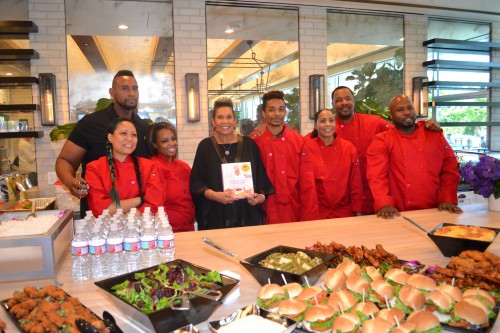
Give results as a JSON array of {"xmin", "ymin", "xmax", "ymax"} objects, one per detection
[{"xmin": 222, "ymin": 143, "xmax": 231, "ymax": 156}]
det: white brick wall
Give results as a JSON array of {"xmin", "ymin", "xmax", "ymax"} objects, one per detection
[
  {"xmin": 403, "ymin": 14, "xmax": 428, "ymax": 97},
  {"xmin": 492, "ymin": 22, "xmax": 500, "ymax": 152}
]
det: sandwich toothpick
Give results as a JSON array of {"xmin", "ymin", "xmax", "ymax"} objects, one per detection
[
  {"xmin": 370, "ymin": 313, "xmax": 375, "ymax": 320},
  {"xmin": 362, "ymin": 288, "xmax": 365, "ymax": 303},
  {"xmin": 394, "ymin": 315, "xmax": 401, "ymax": 327},
  {"xmin": 452, "ymin": 278, "xmax": 456, "ymax": 287},
  {"xmin": 281, "ymin": 274, "xmax": 288, "ymax": 285},
  {"xmin": 384, "ymin": 296, "xmax": 390, "ymax": 309},
  {"xmin": 338, "ymin": 302, "xmax": 344, "ymax": 315},
  {"xmin": 314, "ymin": 295, "xmax": 319, "ymax": 305},
  {"xmin": 268, "ymin": 278, "xmax": 271, "ymax": 285},
  {"xmin": 304, "ymin": 276, "xmax": 311, "ymax": 288}
]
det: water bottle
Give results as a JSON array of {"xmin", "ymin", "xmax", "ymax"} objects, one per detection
[
  {"xmin": 107, "ymin": 224, "xmax": 124, "ymax": 277},
  {"xmin": 157, "ymin": 220, "xmax": 175, "ymax": 263},
  {"xmin": 88, "ymin": 225, "xmax": 109, "ymax": 280},
  {"xmin": 140, "ymin": 221, "xmax": 157, "ymax": 268},
  {"xmin": 123, "ymin": 224, "xmax": 141, "ymax": 273},
  {"xmin": 143, "ymin": 206, "xmax": 154, "ymax": 222},
  {"xmin": 71, "ymin": 227, "xmax": 91, "ymax": 281}
]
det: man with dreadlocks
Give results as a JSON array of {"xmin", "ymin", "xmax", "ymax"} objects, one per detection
[{"xmin": 85, "ymin": 117, "xmax": 165, "ymax": 216}]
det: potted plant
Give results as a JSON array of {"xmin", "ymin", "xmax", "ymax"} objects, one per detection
[{"xmin": 460, "ymin": 155, "xmax": 500, "ymax": 210}]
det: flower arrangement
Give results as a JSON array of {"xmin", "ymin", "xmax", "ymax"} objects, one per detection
[{"xmin": 460, "ymin": 155, "xmax": 500, "ymax": 199}]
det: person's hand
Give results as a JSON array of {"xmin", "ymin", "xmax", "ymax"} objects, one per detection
[
  {"xmin": 206, "ymin": 190, "xmax": 236, "ymax": 205},
  {"xmin": 377, "ymin": 205, "xmax": 400, "ymax": 219},
  {"xmin": 247, "ymin": 193, "xmax": 265, "ymax": 206},
  {"xmin": 438, "ymin": 202, "xmax": 463, "ymax": 214},
  {"xmin": 69, "ymin": 177, "xmax": 89, "ymax": 198},
  {"xmin": 424, "ymin": 119, "xmax": 441, "ymax": 132}
]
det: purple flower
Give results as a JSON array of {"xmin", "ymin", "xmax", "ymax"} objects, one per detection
[{"xmin": 461, "ymin": 155, "xmax": 500, "ymax": 199}]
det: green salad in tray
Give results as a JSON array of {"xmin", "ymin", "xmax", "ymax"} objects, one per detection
[{"xmin": 111, "ymin": 263, "xmax": 223, "ymax": 314}]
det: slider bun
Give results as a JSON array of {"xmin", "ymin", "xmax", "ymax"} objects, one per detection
[
  {"xmin": 328, "ymin": 289, "xmax": 357, "ymax": 312},
  {"xmin": 398, "ymin": 285, "xmax": 425, "ymax": 310},
  {"xmin": 258, "ymin": 283, "xmax": 285, "ymax": 300},
  {"xmin": 454, "ymin": 297, "xmax": 489, "ymax": 325},
  {"xmin": 346, "ymin": 273, "xmax": 370, "ymax": 295},
  {"xmin": 278, "ymin": 298, "xmax": 307, "ymax": 317},
  {"xmin": 337, "ymin": 259, "xmax": 361, "ymax": 277},
  {"xmin": 371, "ymin": 279, "xmax": 396, "ymax": 300},
  {"xmin": 384, "ymin": 268, "xmax": 410, "ymax": 285},
  {"xmin": 407, "ymin": 310, "xmax": 440, "ymax": 332},
  {"xmin": 463, "ymin": 288, "xmax": 495, "ymax": 308},
  {"xmin": 407, "ymin": 274, "xmax": 436, "ymax": 292},
  {"xmin": 436, "ymin": 283, "xmax": 462, "ymax": 302},
  {"xmin": 426, "ymin": 289, "xmax": 453, "ymax": 311},
  {"xmin": 324, "ymin": 269, "xmax": 347, "ymax": 292},
  {"xmin": 364, "ymin": 266, "xmax": 383, "ymax": 281},
  {"xmin": 361, "ymin": 317, "xmax": 393, "ymax": 333},
  {"xmin": 352, "ymin": 301, "xmax": 379, "ymax": 316},
  {"xmin": 390, "ymin": 322, "xmax": 417, "ymax": 333},
  {"xmin": 377, "ymin": 307, "xmax": 405, "ymax": 325},
  {"xmin": 303, "ymin": 304, "xmax": 335, "ymax": 322},
  {"xmin": 282, "ymin": 282, "xmax": 303, "ymax": 299},
  {"xmin": 297, "ymin": 286, "xmax": 325, "ymax": 302},
  {"xmin": 331, "ymin": 312, "xmax": 360, "ymax": 333}
]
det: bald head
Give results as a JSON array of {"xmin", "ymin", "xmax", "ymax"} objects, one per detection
[{"xmin": 389, "ymin": 94, "xmax": 417, "ymax": 134}]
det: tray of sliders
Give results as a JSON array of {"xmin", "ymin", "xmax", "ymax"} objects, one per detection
[{"xmin": 245, "ymin": 242, "xmax": 500, "ymax": 333}]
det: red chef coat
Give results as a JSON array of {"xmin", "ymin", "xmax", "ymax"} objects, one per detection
[
  {"xmin": 335, "ymin": 113, "xmax": 392, "ymax": 214},
  {"xmin": 252, "ymin": 124, "xmax": 318, "ymax": 223},
  {"xmin": 305, "ymin": 135, "xmax": 363, "ymax": 218},
  {"xmin": 366, "ymin": 122, "xmax": 460, "ymax": 213},
  {"xmin": 151, "ymin": 154, "xmax": 195, "ymax": 232},
  {"xmin": 86, "ymin": 155, "xmax": 165, "ymax": 217}
]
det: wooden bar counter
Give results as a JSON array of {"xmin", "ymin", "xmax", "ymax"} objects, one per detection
[{"xmin": 1, "ymin": 203, "xmax": 499, "ymax": 332}]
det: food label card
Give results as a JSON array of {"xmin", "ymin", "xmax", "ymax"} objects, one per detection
[{"xmin": 221, "ymin": 162, "xmax": 254, "ymax": 199}]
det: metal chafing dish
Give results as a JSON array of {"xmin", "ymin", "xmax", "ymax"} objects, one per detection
[{"xmin": 0, "ymin": 209, "xmax": 73, "ymax": 284}]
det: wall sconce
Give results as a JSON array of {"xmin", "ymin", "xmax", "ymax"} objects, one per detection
[
  {"xmin": 412, "ymin": 76, "xmax": 428, "ymax": 118},
  {"xmin": 39, "ymin": 73, "xmax": 57, "ymax": 126},
  {"xmin": 185, "ymin": 73, "xmax": 200, "ymax": 122},
  {"xmin": 309, "ymin": 74, "xmax": 325, "ymax": 119}
]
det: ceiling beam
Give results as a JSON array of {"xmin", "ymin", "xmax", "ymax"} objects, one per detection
[
  {"xmin": 70, "ymin": 35, "xmax": 108, "ymax": 73},
  {"xmin": 150, "ymin": 36, "xmax": 173, "ymax": 73},
  {"xmin": 208, "ymin": 40, "xmax": 254, "ymax": 79}
]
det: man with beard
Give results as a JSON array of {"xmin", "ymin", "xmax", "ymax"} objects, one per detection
[
  {"xmin": 332, "ymin": 86, "xmax": 441, "ymax": 215},
  {"xmin": 252, "ymin": 90, "xmax": 318, "ymax": 223},
  {"xmin": 56, "ymin": 70, "xmax": 150, "ymax": 216},
  {"xmin": 366, "ymin": 94, "xmax": 461, "ymax": 219}
]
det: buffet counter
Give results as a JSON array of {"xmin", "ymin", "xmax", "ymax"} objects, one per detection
[{"xmin": 1, "ymin": 203, "xmax": 499, "ymax": 332}]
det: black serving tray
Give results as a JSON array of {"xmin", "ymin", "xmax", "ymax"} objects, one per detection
[{"xmin": 94, "ymin": 259, "xmax": 239, "ymax": 333}]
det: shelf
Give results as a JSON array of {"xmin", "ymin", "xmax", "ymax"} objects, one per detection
[
  {"xmin": 0, "ymin": 49, "xmax": 39, "ymax": 61},
  {"xmin": 0, "ymin": 131, "xmax": 43, "ymax": 139},
  {"xmin": 425, "ymin": 81, "xmax": 500, "ymax": 89},
  {"xmin": 0, "ymin": 104, "xmax": 40, "ymax": 112},
  {"xmin": 0, "ymin": 77, "xmax": 39, "ymax": 87},
  {"xmin": 0, "ymin": 21, "xmax": 38, "ymax": 40},
  {"xmin": 423, "ymin": 60, "xmax": 500, "ymax": 71},
  {"xmin": 423, "ymin": 38, "xmax": 500, "ymax": 52}
]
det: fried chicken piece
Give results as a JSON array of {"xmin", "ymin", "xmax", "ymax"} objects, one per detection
[
  {"xmin": 42, "ymin": 285, "xmax": 66, "ymax": 301},
  {"xmin": 23, "ymin": 286, "xmax": 44, "ymax": 299}
]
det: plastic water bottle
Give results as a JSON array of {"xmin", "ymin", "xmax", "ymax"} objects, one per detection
[
  {"xmin": 157, "ymin": 220, "xmax": 175, "ymax": 263},
  {"xmin": 107, "ymin": 224, "xmax": 124, "ymax": 277},
  {"xmin": 71, "ymin": 227, "xmax": 91, "ymax": 281},
  {"xmin": 143, "ymin": 206, "xmax": 154, "ymax": 223},
  {"xmin": 140, "ymin": 221, "xmax": 157, "ymax": 268},
  {"xmin": 123, "ymin": 224, "xmax": 141, "ymax": 273},
  {"xmin": 88, "ymin": 225, "xmax": 108, "ymax": 280}
]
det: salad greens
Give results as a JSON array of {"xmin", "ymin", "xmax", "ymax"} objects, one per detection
[{"xmin": 111, "ymin": 263, "xmax": 223, "ymax": 314}]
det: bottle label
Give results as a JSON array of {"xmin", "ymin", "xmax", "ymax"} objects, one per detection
[
  {"xmin": 89, "ymin": 244, "xmax": 106, "ymax": 255},
  {"xmin": 71, "ymin": 245, "xmax": 89, "ymax": 256},
  {"xmin": 158, "ymin": 239, "xmax": 174, "ymax": 250},
  {"xmin": 140, "ymin": 239, "xmax": 157, "ymax": 250},
  {"xmin": 124, "ymin": 240, "xmax": 140, "ymax": 252},
  {"xmin": 108, "ymin": 243, "xmax": 123, "ymax": 254}
]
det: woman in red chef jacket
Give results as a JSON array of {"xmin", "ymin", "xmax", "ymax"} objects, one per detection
[
  {"xmin": 148, "ymin": 122, "xmax": 195, "ymax": 232},
  {"xmin": 86, "ymin": 117, "xmax": 165, "ymax": 217},
  {"xmin": 305, "ymin": 109, "xmax": 363, "ymax": 218}
]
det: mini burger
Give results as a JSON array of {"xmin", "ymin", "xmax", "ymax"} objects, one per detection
[
  {"xmin": 256, "ymin": 283, "xmax": 285, "ymax": 310},
  {"xmin": 303, "ymin": 304, "xmax": 335, "ymax": 332},
  {"xmin": 331, "ymin": 312, "xmax": 361, "ymax": 333},
  {"xmin": 436, "ymin": 283, "xmax": 462, "ymax": 303},
  {"xmin": 352, "ymin": 301, "xmax": 379, "ymax": 319},
  {"xmin": 384, "ymin": 268, "xmax": 410, "ymax": 286},
  {"xmin": 395, "ymin": 285, "xmax": 426, "ymax": 314},
  {"xmin": 406, "ymin": 309, "xmax": 442, "ymax": 333},
  {"xmin": 324, "ymin": 268, "xmax": 347, "ymax": 293},
  {"xmin": 363, "ymin": 266, "xmax": 384, "ymax": 281},
  {"xmin": 450, "ymin": 295, "xmax": 491, "ymax": 327},
  {"xmin": 336, "ymin": 259, "xmax": 361, "ymax": 277},
  {"xmin": 345, "ymin": 273, "xmax": 370, "ymax": 301},
  {"xmin": 328, "ymin": 289, "xmax": 357, "ymax": 313},
  {"xmin": 278, "ymin": 298, "xmax": 308, "ymax": 322},
  {"xmin": 282, "ymin": 282, "xmax": 304, "ymax": 299},
  {"xmin": 462, "ymin": 288, "xmax": 495, "ymax": 309},
  {"xmin": 361, "ymin": 317, "xmax": 393, "ymax": 333},
  {"xmin": 425, "ymin": 289, "xmax": 454, "ymax": 323},
  {"xmin": 297, "ymin": 286, "xmax": 328, "ymax": 306},
  {"xmin": 390, "ymin": 322, "xmax": 417, "ymax": 333},
  {"xmin": 377, "ymin": 307, "xmax": 405, "ymax": 326},
  {"xmin": 369, "ymin": 279, "xmax": 396, "ymax": 305},
  {"xmin": 407, "ymin": 274, "xmax": 437, "ymax": 293}
]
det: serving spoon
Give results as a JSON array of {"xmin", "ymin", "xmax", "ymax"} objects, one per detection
[
  {"xmin": 25, "ymin": 203, "xmax": 36, "ymax": 220},
  {"xmin": 401, "ymin": 215, "xmax": 429, "ymax": 233},
  {"xmin": 202, "ymin": 237, "xmax": 251, "ymax": 264}
]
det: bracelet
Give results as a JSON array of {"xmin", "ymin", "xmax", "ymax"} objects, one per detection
[{"xmin": 260, "ymin": 194, "xmax": 266, "ymax": 203}]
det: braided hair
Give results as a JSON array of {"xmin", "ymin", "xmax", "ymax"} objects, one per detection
[{"xmin": 106, "ymin": 117, "xmax": 144, "ymax": 208}]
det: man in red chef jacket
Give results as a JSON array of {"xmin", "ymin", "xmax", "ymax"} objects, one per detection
[
  {"xmin": 252, "ymin": 91, "xmax": 318, "ymax": 223},
  {"xmin": 366, "ymin": 94, "xmax": 462, "ymax": 219}
]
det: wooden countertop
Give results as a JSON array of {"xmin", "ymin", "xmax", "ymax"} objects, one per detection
[{"xmin": 1, "ymin": 203, "xmax": 499, "ymax": 332}]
